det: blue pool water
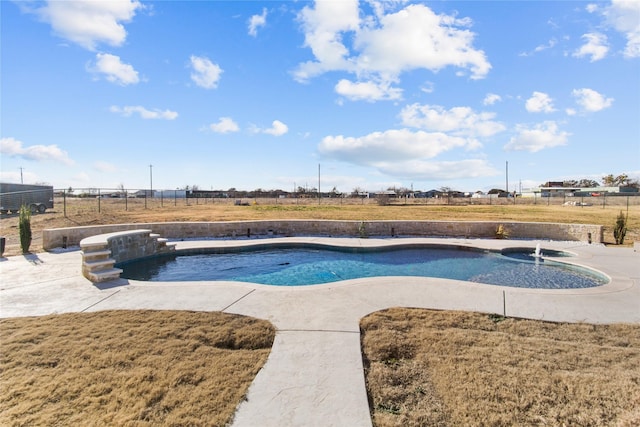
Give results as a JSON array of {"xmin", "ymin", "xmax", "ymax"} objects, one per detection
[{"xmin": 118, "ymin": 246, "xmax": 608, "ymax": 289}]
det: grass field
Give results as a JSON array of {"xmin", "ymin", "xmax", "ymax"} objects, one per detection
[
  {"xmin": 1, "ymin": 199, "xmax": 639, "ymax": 425},
  {"xmin": 0, "ymin": 196, "xmax": 638, "ymax": 256}
]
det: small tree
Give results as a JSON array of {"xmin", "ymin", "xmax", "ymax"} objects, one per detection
[
  {"xmin": 19, "ymin": 205, "xmax": 32, "ymax": 254},
  {"xmin": 613, "ymin": 211, "xmax": 627, "ymax": 245}
]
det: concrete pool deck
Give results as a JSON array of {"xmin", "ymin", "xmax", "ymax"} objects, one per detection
[{"xmin": 1, "ymin": 237, "xmax": 639, "ymax": 427}]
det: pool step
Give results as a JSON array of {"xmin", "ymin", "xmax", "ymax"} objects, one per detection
[
  {"xmin": 80, "ymin": 231, "xmax": 174, "ymax": 283},
  {"xmin": 81, "ymin": 249, "xmax": 112, "ymax": 259},
  {"xmin": 80, "ymin": 242, "xmax": 121, "ymax": 283},
  {"xmin": 86, "ymin": 268, "xmax": 124, "ymax": 283},
  {"xmin": 83, "ymin": 258, "xmax": 117, "ymax": 270},
  {"xmin": 156, "ymin": 237, "xmax": 176, "ymax": 251}
]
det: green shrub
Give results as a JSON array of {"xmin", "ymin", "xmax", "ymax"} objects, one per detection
[
  {"xmin": 19, "ymin": 205, "xmax": 32, "ymax": 254},
  {"xmin": 613, "ymin": 211, "xmax": 627, "ymax": 245},
  {"xmin": 358, "ymin": 221, "xmax": 368, "ymax": 238}
]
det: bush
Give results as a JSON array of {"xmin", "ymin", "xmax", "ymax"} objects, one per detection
[
  {"xmin": 614, "ymin": 211, "xmax": 627, "ymax": 245},
  {"xmin": 19, "ymin": 205, "xmax": 32, "ymax": 254},
  {"xmin": 495, "ymin": 224, "xmax": 510, "ymax": 239},
  {"xmin": 376, "ymin": 195, "xmax": 391, "ymax": 206}
]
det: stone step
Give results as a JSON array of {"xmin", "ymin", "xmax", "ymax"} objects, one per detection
[
  {"xmin": 83, "ymin": 258, "xmax": 116, "ymax": 270},
  {"xmin": 87, "ymin": 268, "xmax": 123, "ymax": 283},
  {"xmin": 81, "ymin": 249, "xmax": 112, "ymax": 259},
  {"xmin": 80, "ymin": 242, "xmax": 109, "ymax": 251}
]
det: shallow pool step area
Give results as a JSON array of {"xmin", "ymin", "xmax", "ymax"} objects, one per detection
[{"xmin": 80, "ymin": 229, "xmax": 175, "ymax": 283}]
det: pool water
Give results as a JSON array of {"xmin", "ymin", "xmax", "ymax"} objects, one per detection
[{"xmin": 118, "ymin": 246, "xmax": 608, "ymax": 289}]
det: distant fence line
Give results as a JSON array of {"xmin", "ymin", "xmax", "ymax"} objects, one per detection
[{"xmin": 47, "ymin": 187, "xmax": 640, "ymax": 216}]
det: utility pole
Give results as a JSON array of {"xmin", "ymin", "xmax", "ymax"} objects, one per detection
[
  {"xmin": 318, "ymin": 164, "xmax": 321, "ymax": 205},
  {"xmin": 19, "ymin": 167, "xmax": 24, "ymax": 184},
  {"xmin": 505, "ymin": 161, "xmax": 509, "ymax": 193}
]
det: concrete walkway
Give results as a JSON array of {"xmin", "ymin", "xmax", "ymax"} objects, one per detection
[{"xmin": 1, "ymin": 238, "xmax": 639, "ymax": 426}]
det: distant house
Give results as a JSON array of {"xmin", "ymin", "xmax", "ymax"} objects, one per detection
[
  {"xmin": 414, "ymin": 189, "xmax": 442, "ymax": 198},
  {"xmin": 537, "ymin": 182, "xmax": 638, "ymax": 197},
  {"xmin": 449, "ymin": 191, "xmax": 468, "ymax": 198},
  {"xmin": 132, "ymin": 190, "xmax": 153, "ymax": 198}
]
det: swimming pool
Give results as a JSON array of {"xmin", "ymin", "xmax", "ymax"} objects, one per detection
[{"xmin": 118, "ymin": 244, "xmax": 608, "ymax": 289}]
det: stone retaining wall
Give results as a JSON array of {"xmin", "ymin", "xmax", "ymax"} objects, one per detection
[{"xmin": 42, "ymin": 220, "xmax": 603, "ymax": 250}]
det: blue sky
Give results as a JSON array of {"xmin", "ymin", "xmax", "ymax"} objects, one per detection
[{"xmin": 1, "ymin": 0, "xmax": 639, "ymax": 193}]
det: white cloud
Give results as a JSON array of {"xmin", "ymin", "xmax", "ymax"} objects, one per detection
[
  {"xmin": 209, "ymin": 117, "xmax": 240, "ymax": 134},
  {"xmin": 504, "ymin": 121, "xmax": 570, "ymax": 153},
  {"xmin": 263, "ymin": 120, "xmax": 289, "ymax": 136},
  {"xmin": 319, "ymin": 129, "xmax": 472, "ymax": 164},
  {"xmin": 519, "ymin": 38, "xmax": 557, "ymax": 57},
  {"xmin": 535, "ymin": 38, "xmax": 557, "ymax": 53},
  {"xmin": 89, "ymin": 53, "xmax": 139, "ymax": 85},
  {"xmin": 353, "ymin": 4, "xmax": 491, "ymax": 79},
  {"xmin": 399, "ymin": 104, "xmax": 505, "ymax": 138},
  {"xmin": 294, "ymin": 0, "xmax": 360, "ymax": 81},
  {"xmin": 335, "ymin": 79, "xmax": 402, "ymax": 102},
  {"xmin": 525, "ymin": 91, "xmax": 556, "ymax": 113},
  {"xmin": 571, "ymin": 88, "xmax": 614, "ymax": 112},
  {"xmin": 0, "ymin": 169, "xmax": 38, "ymax": 185},
  {"xmin": 110, "ymin": 105, "xmax": 178, "ymax": 120},
  {"xmin": 373, "ymin": 159, "xmax": 499, "ymax": 180},
  {"xmin": 24, "ymin": 0, "xmax": 143, "ymax": 51},
  {"xmin": 94, "ymin": 161, "xmax": 117, "ymax": 173},
  {"xmin": 317, "ymin": 128, "xmax": 498, "ymax": 180},
  {"xmin": 603, "ymin": 0, "xmax": 640, "ymax": 58},
  {"xmin": 294, "ymin": 2, "xmax": 490, "ymax": 101},
  {"xmin": 420, "ymin": 81, "xmax": 435, "ymax": 94},
  {"xmin": 248, "ymin": 8, "xmax": 267, "ymax": 37},
  {"xmin": 573, "ymin": 33, "xmax": 609, "ymax": 62},
  {"xmin": 483, "ymin": 93, "xmax": 502, "ymax": 106},
  {"xmin": 190, "ymin": 55, "xmax": 223, "ymax": 89},
  {"xmin": 0, "ymin": 137, "xmax": 74, "ymax": 165},
  {"xmin": 586, "ymin": 4, "xmax": 599, "ymax": 13}
]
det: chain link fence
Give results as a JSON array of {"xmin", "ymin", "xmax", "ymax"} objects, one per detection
[{"xmin": 49, "ymin": 187, "xmax": 640, "ymax": 216}]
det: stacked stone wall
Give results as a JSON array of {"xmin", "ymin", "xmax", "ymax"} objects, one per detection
[{"xmin": 43, "ymin": 220, "xmax": 603, "ymax": 250}]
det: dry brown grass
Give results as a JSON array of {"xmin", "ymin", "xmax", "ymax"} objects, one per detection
[
  {"xmin": 361, "ymin": 308, "xmax": 640, "ymax": 427},
  {"xmin": 1, "ymin": 197, "xmax": 638, "ymax": 256},
  {"xmin": 0, "ymin": 310, "xmax": 275, "ymax": 427}
]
